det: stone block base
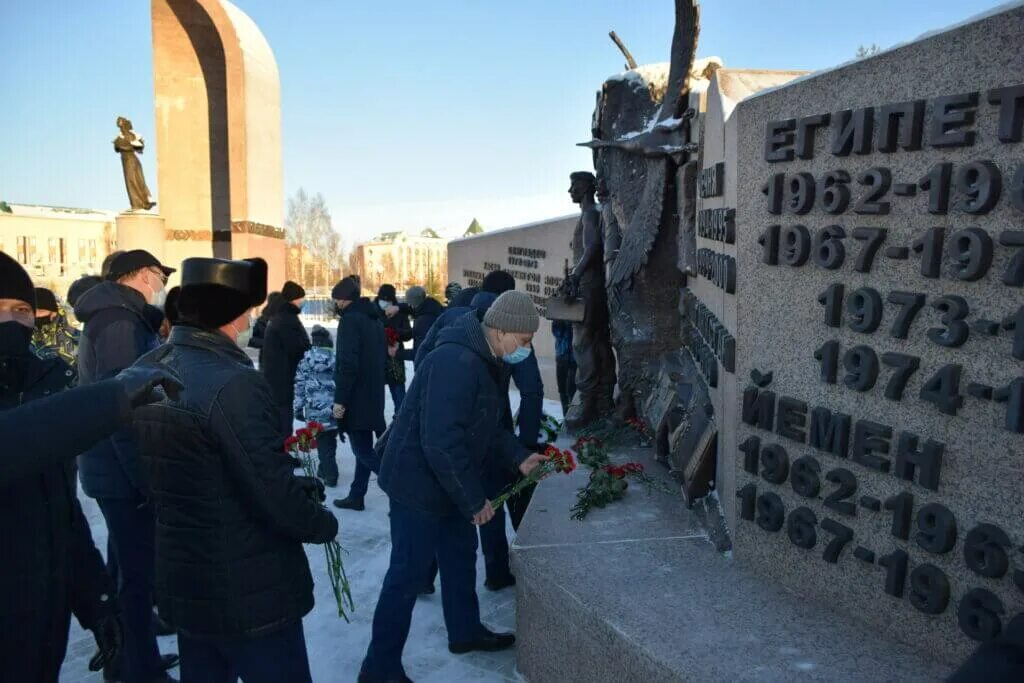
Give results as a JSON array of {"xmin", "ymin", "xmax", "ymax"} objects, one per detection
[{"xmin": 512, "ymin": 444, "xmax": 950, "ymax": 682}]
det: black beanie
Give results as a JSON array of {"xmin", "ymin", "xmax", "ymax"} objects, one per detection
[
  {"xmin": 331, "ymin": 277, "xmax": 359, "ymax": 301},
  {"xmin": 0, "ymin": 252, "xmax": 36, "ymax": 309},
  {"xmin": 377, "ymin": 284, "xmax": 396, "ymax": 302},
  {"xmin": 67, "ymin": 275, "xmax": 101, "ymax": 307},
  {"xmin": 281, "ymin": 280, "xmax": 305, "ymax": 302},
  {"xmin": 481, "ymin": 270, "xmax": 516, "ymax": 295},
  {"xmin": 34, "ymin": 287, "xmax": 59, "ymax": 313}
]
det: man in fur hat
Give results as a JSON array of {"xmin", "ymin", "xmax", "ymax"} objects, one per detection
[{"xmin": 134, "ymin": 258, "xmax": 338, "ymax": 682}]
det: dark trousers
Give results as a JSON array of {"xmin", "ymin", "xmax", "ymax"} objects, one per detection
[
  {"xmin": 178, "ymin": 621, "xmax": 312, "ymax": 683},
  {"xmin": 506, "ymin": 481, "xmax": 535, "ymax": 531},
  {"xmin": 426, "ymin": 463, "xmax": 515, "ymax": 587},
  {"xmin": 388, "ymin": 382, "xmax": 406, "ymax": 414},
  {"xmin": 555, "ymin": 355, "xmax": 577, "ymax": 415},
  {"xmin": 346, "ymin": 429, "xmax": 380, "ymax": 500},
  {"xmin": 97, "ymin": 497, "xmax": 163, "ymax": 683},
  {"xmin": 0, "ymin": 602, "xmax": 71, "ymax": 683},
  {"xmin": 362, "ymin": 499, "xmax": 484, "ymax": 680},
  {"xmin": 317, "ymin": 429, "xmax": 340, "ymax": 483}
]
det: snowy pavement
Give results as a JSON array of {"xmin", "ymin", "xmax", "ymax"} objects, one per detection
[{"xmin": 60, "ymin": 365, "xmax": 563, "ymax": 683}]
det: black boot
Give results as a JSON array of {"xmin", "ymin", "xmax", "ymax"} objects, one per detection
[
  {"xmin": 448, "ymin": 627, "xmax": 516, "ymax": 654},
  {"xmin": 333, "ymin": 496, "xmax": 365, "ymax": 511},
  {"xmin": 484, "ymin": 574, "xmax": 516, "ymax": 592}
]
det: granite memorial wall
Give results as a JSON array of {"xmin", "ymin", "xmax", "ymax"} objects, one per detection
[{"xmin": 733, "ymin": 6, "xmax": 1024, "ymax": 663}]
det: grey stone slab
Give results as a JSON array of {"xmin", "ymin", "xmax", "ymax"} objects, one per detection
[
  {"xmin": 513, "ymin": 442, "xmax": 706, "ymax": 549},
  {"xmin": 732, "ymin": 5, "xmax": 1024, "ymax": 666},
  {"xmin": 515, "ymin": 536, "xmax": 948, "ymax": 682}
]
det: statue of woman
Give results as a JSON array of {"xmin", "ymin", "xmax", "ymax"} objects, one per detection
[{"xmin": 114, "ymin": 116, "xmax": 156, "ymax": 211}]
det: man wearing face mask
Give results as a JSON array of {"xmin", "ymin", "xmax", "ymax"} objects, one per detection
[
  {"xmin": 134, "ymin": 258, "xmax": 337, "ymax": 682},
  {"xmin": 74, "ymin": 248, "xmax": 178, "ymax": 683},
  {"xmin": 261, "ymin": 280, "xmax": 311, "ymax": 432},
  {"xmin": 360, "ymin": 291, "xmax": 550, "ymax": 683},
  {"xmin": 374, "ymin": 284, "xmax": 411, "ymax": 413}
]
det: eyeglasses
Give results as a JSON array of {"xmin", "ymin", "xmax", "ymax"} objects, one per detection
[{"xmin": 149, "ymin": 268, "xmax": 169, "ymax": 285}]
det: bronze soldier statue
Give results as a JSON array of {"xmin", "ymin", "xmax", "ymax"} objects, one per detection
[{"xmin": 565, "ymin": 171, "xmax": 616, "ymax": 430}]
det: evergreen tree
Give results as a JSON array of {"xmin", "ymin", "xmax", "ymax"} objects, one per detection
[{"xmin": 463, "ymin": 218, "xmax": 484, "ymax": 236}]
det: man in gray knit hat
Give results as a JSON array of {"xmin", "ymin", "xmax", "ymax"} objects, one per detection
[{"xmin": 361, "ymin": 291, "xmax": 550, "ymax": 682}]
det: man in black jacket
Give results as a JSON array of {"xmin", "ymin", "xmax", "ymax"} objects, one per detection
[
  {"xmin": 135, "ymin": 257, "xmax": 338, "ymax": 682},
  {"xmin": 74, "ymin": 248, "xmax": 177, "ymax": 683},
  {"xmin": 387, "ymin": 285, "xmax": 444, "ymax": 363},
  {"xmin": 261, "ymin": 281, "xmax": 311, "ymax": 432},
  {"xmin": 0, "ymin": 253, "xmax": 182, "ymax": 682},
  {"xmin": 330, "ymin": 277, "xmax": 387, "ymax": 511},
  {"xmin": 360, "ymin": 292, "xmax": 548, "ymax": 683},
  {"xmin": 375, "ymin": 284, "xmax": 412, "ymax": 412}
]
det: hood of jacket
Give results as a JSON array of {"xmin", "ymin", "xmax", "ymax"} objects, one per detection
[
  {"xmin": 73, "ymin": 281, "xmax": 148, "ymax": 324},
  {"xmin": 341, "ymin": 297, "xmax": 379, "ymax": 320},
  {"xmin": 449, "ymin": 287, "xmax": 479, "ymax": 308},
  {"xmin": 414, "ymin": 297, "xmax": 444, "ymax": 318},
  {"xmin": 435, "ymin": 310, "xmax": 499, "ymax": 368},
  {"xmin": 469, "ymin": 291, "xmax": 497, "ymax": 313}
]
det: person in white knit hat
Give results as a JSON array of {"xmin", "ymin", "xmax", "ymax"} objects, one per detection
[{"xmin": 360, "ymin": 291, "xmax": 550, "ymax": 683}]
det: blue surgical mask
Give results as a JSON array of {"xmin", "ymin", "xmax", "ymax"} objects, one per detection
[
  {"xmin": 502, "ymin": 344, "xmax": 532, "ymax": 365},
  {"xmin": 378, "ymin": 300, "xmax": 389, "ymax": 310}
]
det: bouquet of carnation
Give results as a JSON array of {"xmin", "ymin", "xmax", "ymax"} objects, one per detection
[
  {"xmin": 286, "ymin": 421, "xmax": 355, "ymax": 621},
  {"xmin": 572, "ymin": 436, "xmax": 609, "ymax": 468},
  {"xmin": 626, "ymin": 416, "xmax": 653, "ymax": 447},
  {"xmin": 385, "ymin": 327, "xmax": 401, "ymax": 346},
  {"xmin": 571, "ymin": 462, "xmax": 676, "ymax": 520},
  {"xmin": 491, "ymin": 445, "xmax": 576, "ymax": 509},
  {"xmin": 570, "ymin": 466, "xmax": 629, "ymax": 520},
  {"xmin": 539, "ymin": 414, "xmax": 562, "ymax": 443}
]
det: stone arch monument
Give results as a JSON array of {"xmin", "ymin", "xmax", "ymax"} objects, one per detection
[{"xmin": 148, "ymin": 0, "xmax": 286, "ymax": 287}]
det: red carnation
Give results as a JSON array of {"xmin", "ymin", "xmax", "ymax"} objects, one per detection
[
  {"xmin": 385, "ymin": 328, "xmax": 401, "ymax": 345},
  {"xmin": 283, "ymin": 435, "xmax": 299, "ymax": 453}
]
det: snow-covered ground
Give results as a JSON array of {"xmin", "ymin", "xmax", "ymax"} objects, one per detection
[{"xmin": 60, "ymin": 362, "xmax": 563, "ymax": 683}]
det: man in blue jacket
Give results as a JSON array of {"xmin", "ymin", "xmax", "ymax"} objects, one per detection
[
  {"xmin": 360, "ymin": 292, "xmax": 548, "ymax": 683},
  {"xmin": 415, "ymin": 270, "xmax": 543, "ymax": 590},
  {"xmin": 330, "ymin": 277, "xmax": 387, "ymax": 511},
  {"xmin": 74, "ymin": 248, "xmax": 176, "ymax": 682}
]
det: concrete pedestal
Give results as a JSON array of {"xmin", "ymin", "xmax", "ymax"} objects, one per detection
[
  {"xmin": 115, "ymin": 211, "xmax": 166, "ymax": 259},
  {"xmin": 512, "ymin": 442, "xmax": 950, "ymax": 682}
]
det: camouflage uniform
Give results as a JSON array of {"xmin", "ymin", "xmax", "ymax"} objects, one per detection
[{"xmin": 31, "ymin": 309, "xmax": 79, "ymax": 368}]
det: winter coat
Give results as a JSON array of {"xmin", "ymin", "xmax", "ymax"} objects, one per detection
[
  {"xmin": 375, "ymin": 298, "xmax": 411, "ymax": 386},
  {"xmin": 74, "ymin": 281, "xmax": 161, "ymax": 499},
  {"xmin": 134, "ymin": 325, "xmax": 338, "ymax": 640},
  {"xmin": 248, "ymin": 315, "xmax": 269, "ymax": 350},
  {"xmin": 378, "ymin": 312, "xmax": 532, "ymax": 519},
  {"xmin": 334, "ymin": 298, "xmax": 386, "ymax": 433},
  {"xmin": 261, "ymin": 303, "xmax": 311, "ymax": 412},
  {"xmin": 397, "ymin": 297, "xmax": 444, "ymax": 362},
  {"xmin": 416, "ymin": 294, "xmax": 545, "ymax": 448},
  {"xmin": 0, "ymin": 352, "xmax": 117, "ymax": 681},
  {"xmin": 293, "ymin": 345, "xmax": 337, "ymax": 430}
]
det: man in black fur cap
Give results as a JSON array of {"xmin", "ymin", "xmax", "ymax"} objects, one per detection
[{"xmin": 134, "ymin": 258, "xmax": 337, "ymax": 682}]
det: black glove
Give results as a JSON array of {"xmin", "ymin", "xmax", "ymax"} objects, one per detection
[
  {"xmin": 88, "ymin": 613, "xmax": 123, "ymax": 672},
  {"xmin": 288, "ymin": 456, "xmax": 304, "ymax": 469},
  {"xmin": 296, "ymin": 475, "xmax": 326, "ymax": 502},
  {"xmin": 115, "ymin": 365, "xmax": 184, "ymax": 407}
]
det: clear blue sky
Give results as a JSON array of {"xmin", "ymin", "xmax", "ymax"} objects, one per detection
[{"xmin": 0, "ymin": 0, "xmax": 1003, "ymax": 244}]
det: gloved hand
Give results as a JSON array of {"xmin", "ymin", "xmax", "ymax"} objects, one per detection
[
  {"xmin": 88, "ymin": 613, "xmax": 123, "ymax": 672},
  {"xmin": 115, "ymin": 365, "xmax": 184, "ymax": 407},
  {"xmin": 296, "ymin": 475, "xmax": 326, "ymax": 502}
]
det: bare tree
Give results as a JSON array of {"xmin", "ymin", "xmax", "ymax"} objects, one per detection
[{"xmin": 856, "ymin": 43, "xmax": 881, "ymax": 58}]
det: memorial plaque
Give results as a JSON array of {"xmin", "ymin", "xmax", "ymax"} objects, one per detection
[{"xmin": 734, "ymin": 8, "xmax": 1024, "ymax": 665}]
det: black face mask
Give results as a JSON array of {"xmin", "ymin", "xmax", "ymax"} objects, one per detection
[
  {"xmin": 0, "ymin": 320, "xmax": 34, "ymax": 359},
  {"xmin": 334, "ymin": 303, "xmax": 344, "ymax": 317},
  {"xmin": 35, "ymin": 315, "xmax": 53, "ymax": 330}
]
